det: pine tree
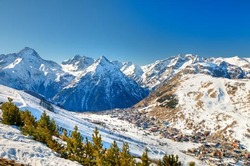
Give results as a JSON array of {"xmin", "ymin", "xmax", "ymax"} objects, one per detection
[
  {"xmin": 46, "ymin": 138, "xmax": 62, "ymax": 152},
  {"xmin": 83, "ymin": 137, "xmax": 94, "ymax": 166},
  {"xmin": 50, "ymin": 119, "xmax": 58, "ymax": 137},
  {"xmin": 141, "ymin": 148, "xmax": 150, "ymax": 166},
  {"xmin": 66, "ymin": 125, "xmax": 84, "ymax": 163},
  {"xmin": 67, "ymin": 126, "xmax": 83, "ymax": 154},
  {"xmin": 92, "ymin": 127, "xmax": 103, "ymax": 151},
  {"xmin": 20, "ymin": 110, "xmax": 36, "ymax": 135},
  {"xmin": 1, "ymin": 100, "xmax": 22, "ymax": 126},
  {"xmin": 92, "ymin": 127, "xmax": 105, "ymax": 166},
  {"xmin": 162, "ymin": 154, "xmax": 181, "ymax": 166},
  {"xmin": 34, "ymin": 111, "xmax": 58, "ymax": 143},
  {"xmin": 120, "ymin": 142, "xmax": 135, "ymax": 166},
  {"xmin": 62, "ymin": 129, "xmax": 68, "ymax": 141},
  {"xmin": 105, "ymin": 140, "xmax": 120, "ymax": 166}
]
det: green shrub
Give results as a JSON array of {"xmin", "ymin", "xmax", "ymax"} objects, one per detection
[{"xmin": 1, "ymin": 99, "xmax": 22, "ymax": 126}]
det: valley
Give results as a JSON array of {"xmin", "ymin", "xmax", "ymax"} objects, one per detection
[
  {"xmin": 0, "ymin": 84, "xmax": 201, "ymax": 165},
  {"xmin": 0, "ymin": 48, "xmax": 250, "ymax": 165}
]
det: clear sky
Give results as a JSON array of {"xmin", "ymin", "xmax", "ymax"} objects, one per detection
[{"xmin": 0, "ymin": 0, "xmax": 250, "ymax": 65}]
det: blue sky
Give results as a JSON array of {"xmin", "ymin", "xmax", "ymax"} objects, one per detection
[{"xmin": 0, "ymin": 0, "xmax": 250, "ymax": 65}]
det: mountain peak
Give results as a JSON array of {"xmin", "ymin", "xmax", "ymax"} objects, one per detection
[
  {"xmin": 97, "ymin": 55, "xmax": 110, "ymax": 63},
  {"xmin": 17, "ymin": 47, "xmax": 41, "ymax": 59},
  {"xmin": 61, "ymin": 55, "xmax": 94, "ymax": 72},
  {"xmin": 62, "ymin": 55, "xmax": 94, "ymax": 65},
  {"xmin": 72, "ymin": 54, "xmax": 82, "ymax": 60},
  {"xmin": 94, "ymin": 56, "xmax": 114, "ymax": 68}
]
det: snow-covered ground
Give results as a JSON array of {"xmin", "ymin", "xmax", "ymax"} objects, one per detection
[
  {"xmin": 0, "ymin": 123, "xmax": 81, "ymax": 166},
  {"xmin": 142, "ymin": 73, "xmax": 250, "ymax": 151},
  {"xmin": 175, "ymin": 74, "xmax": 250, "ymax": 150},
  {"xmin": 0, "ymin": 84, "xmax": 201, "ymax": 165}
]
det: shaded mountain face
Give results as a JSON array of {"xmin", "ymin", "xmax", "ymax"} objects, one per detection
[
  {"xmin": 1, "ymin": 47, "xmax": 250, "ymax": 112},
  {"xmin": 0, "ymin": 47, "xmax": 69, "ymax": 98},
  {"xmin": 0, "ymin": 48, "xmax": 148, "ymax": 111},
  {"xmin": 54, "ymin": 56, "xmax": 149, "ymax": 111}
]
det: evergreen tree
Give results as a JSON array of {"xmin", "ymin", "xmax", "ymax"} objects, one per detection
[
  {"xmin": 105, "ymin": 140, "xmax": 120, "ymax": 166},
  {"xmin": 83, "ymin": 137, "xmax": 94, "ymax": 166},
  {"xmin": 141, "ymin": 148, "xmax": 150, "ymax": 166},
  {"xmin": 92, "ymin": 127, "xmax": 105, "ymax": 166},
  {"xmin": 1, "ymin": 100, "xmax": 22, "ymax": 126},
  {"xmin": 66, "ymin": 126, "xmax": 84, "ymax": 163},
  {"xmin": 62, "ymin": 129, "xmax": 68, "ymax": 141},
  {"xmin": 92, "ymin": 127, "xmax": 103, "ymax": 151},
  {"xmin": 34, "ymin": 111, "xmax": 58, "ymax": 143},
  {"xmin": 162, "ymin": 154, "xmax": 181, "ymax": 166},
  {"xmin": 120, "ymin": 142, "xmax": 134, "ymax": 166},
  {"xmin": 67, "ymin": 126, "xmax": 83, "ymax": 153},
  {"xmin": 20, "ymin": 110, "xmax": 36, "ymax": 135},
  {"xmin": 46, "ymin": 138, "xmax": 62, "ymax": 152}
]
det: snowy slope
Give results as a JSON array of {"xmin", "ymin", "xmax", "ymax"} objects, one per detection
[
  {"xmin": 114, "ymin": 54, "xmax": 250, "ymax": 89},
  {"xmin": 1, "ymin": 47, "xmax": 250, "ymax": 112},
  {"xmin": 217, "ymin": 56, "xmax": 250, "ymax": 72},
  {"xmin": 137, "ymin": 73, "xmax": 250, "ymax": 150},
  {"xmin": 175, "ymin": 74, "xmax": 250, "ymax": 149},
  {"xmin": 0, "ymin": 48, "xmax": 147, "ymax": 112},
  {"xmin": 244, "ymin": 58, "xmax": 250, "ymax": 63},
  {"xmin": 0, "ymin": 47, "xmax": 72, "ymax": 99},
  {"xmin": 0, "ymin": 124, "xmax": 81, "ymax": 166},
  {"xmin": 54, "ymin": 56, "xmax": 148, "ymax": 111},
  {"xmin": 0, "ymin": 84, "xmax": 200, "ymax": 165},
  {"xmin": 119, "ymin": 61, "xmax": 144, "ymax": 86},
  {"xmin": 139, "ymin": 54, "xmax": 250, "ymax": 89},
  {"xmin": 61, "ymin": 55, "xmax": 94, "ymax": 75},
  {"xmin": 139, "ymin": 54, "xmax": 202, "ymax": 88}
]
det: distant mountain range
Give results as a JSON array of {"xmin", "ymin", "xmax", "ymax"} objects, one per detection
[{"xmin": 1, "ymin": 47, "xmax": 250, "ymax": 112}]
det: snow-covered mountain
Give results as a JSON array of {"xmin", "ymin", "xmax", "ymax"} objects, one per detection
[
  {"xmin": 139, "ymin": 54, "xmax": 202, "ymax": 88},
  {"xmin": 113, "ymin": 61, "xmax": 144, "ymax": 86},
  {"xmin": 61, "ymin": 55, "xmax": 94, "ymax": 74},
  {"xmin": 0, "ymin": 47, "xmax": 71, "ymax": 99},
  {"xmin": 0, "ymin": 48, "xmax": 148, "ymax": 112},
  {"xmin": 54, "ymin": 56, "xmax": 148, "ymax": 111},
  {"xmin": 1, "ymin": 47, "xmax": 250, "ymax": 112},
  {"xmin": 117, "ymin": 54, "xmax": 250, "ymax": 89},
  {"xmin": 136, "ymin": 72, "xmax": 250, "ymax": 150}
]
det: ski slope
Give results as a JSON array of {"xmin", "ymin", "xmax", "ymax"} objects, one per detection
[{"xmin": 0, "ymin": 84, "xmax": 200, "ymax": 165}]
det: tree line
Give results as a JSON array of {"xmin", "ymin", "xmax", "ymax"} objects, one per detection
[{"xmin": 0, "ymin": 98, "xmax": 195, "ymax": 166}]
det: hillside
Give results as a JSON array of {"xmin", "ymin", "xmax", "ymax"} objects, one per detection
[
  {"xmin": 0, "ymin": 123, "xmax": 81, "ymax": 166},
  {"xmin": 0, "ymin": 84, "xmax": 201, "ymax": 165},
  {"xmin": 136, "ymin": 73, "xmax": 250, "ymax": 149}
]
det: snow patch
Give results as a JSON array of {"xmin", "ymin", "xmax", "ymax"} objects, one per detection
[{"xmin": 3, "ymin": 58, "xmax": 22, "ymax": 69}]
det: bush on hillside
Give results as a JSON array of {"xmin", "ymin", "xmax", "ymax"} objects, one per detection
[{"xmin": 1, "ymin": 98, "xmax": 22, "ymax": 126}]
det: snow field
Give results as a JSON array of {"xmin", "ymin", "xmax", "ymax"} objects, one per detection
[{"xmin": 0, "ymin": 84, "xmax": 200, "ymax": 165}]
